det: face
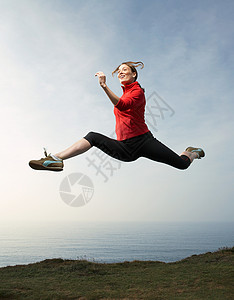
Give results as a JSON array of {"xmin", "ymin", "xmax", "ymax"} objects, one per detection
[{"xmin": 117, "ymin": 64, "xmax": 136, "ymax": 85}]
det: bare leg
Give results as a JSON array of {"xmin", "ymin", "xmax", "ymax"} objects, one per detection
[
  {"xmin": 180, "ymin": 151, "xmax": 198, "ymax": 163},
  {"xmin": 55, "ymin": 138, "xmax": 92, "ymax": 160}
]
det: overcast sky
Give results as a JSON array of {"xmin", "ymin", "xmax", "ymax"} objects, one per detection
[{"xmin": 0, "ymin": 0, "xmax": 233, "ymax": 223}]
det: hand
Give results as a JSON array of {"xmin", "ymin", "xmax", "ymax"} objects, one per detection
[{"xmin": 95, "ymin": 71, "xmax": 107, "ymax": 88}]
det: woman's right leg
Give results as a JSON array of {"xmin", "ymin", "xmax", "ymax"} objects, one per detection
[
  {"xmin": 29, "ymin": 132, "xmax": 135, "ymax": 171},
  {"xmin": 56, "ymin": 138, "xmax": 92, "ymax": 160},
  {"xmin": 57, "ymin": 131, "xmax": 135, "ymax": 162},
  {"xmin": 29, "ymin": 137, "xmax": 91, "ymax": 171}
]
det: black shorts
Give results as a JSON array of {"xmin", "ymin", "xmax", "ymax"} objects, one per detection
[{"xmin": 84, "ymin": 131, "xmax": 190, "ymax": 170}]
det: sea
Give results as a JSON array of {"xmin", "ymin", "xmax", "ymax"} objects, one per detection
[{"xmin": 0, "ymin": 222, "xmax": 233, "ymax": 268}]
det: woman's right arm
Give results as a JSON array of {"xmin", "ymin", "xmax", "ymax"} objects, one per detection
[{"xmin": 95, "ymin": 71, "xmax": 120, "ymax": 106}]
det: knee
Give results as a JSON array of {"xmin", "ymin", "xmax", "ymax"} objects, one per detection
[
  {"xmin": 83, "ymin": 131, "xmax": 98, "ymax": 147},
  {"xmin": 86, "ymin": 131, "xmax": 97, "ymax": 137}
]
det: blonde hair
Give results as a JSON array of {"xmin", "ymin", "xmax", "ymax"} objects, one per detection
[{"xmin": 112, "ymin": 61, "xmax": 144, "ymax": 81}]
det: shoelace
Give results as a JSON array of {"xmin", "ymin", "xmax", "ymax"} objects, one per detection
[
  {"xmin": 43, "ymin": 147, "xmax": 62, "ymax": 161},
  {"xmin": 43, "ymin": 147, "xmax": 51, "ymax": 157}
]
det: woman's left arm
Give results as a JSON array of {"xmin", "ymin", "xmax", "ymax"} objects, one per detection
[{"xmin": 95, "ymin": 71, "xmax": 120, "ymax": 106}]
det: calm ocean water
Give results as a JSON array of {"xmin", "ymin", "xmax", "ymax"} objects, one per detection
[{"xmin": 0, "ymin": 222, "xmax": 233, "ymax": 268}]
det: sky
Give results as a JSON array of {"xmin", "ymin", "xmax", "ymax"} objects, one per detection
[{"xmin": 0, "ymin": 0, "xmax": 233, "ymax": 223}]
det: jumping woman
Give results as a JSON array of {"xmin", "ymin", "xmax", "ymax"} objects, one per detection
[{"xmin": 29, "ymin": 61, "xmax": 205, "ymax": 172}]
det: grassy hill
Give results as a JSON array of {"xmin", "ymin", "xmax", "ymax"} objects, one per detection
[{"xmin": 0, "ymin": 247, "xmax": 233, "ymax": 300}]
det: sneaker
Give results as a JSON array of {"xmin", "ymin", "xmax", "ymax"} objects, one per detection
[
  {"xmin": 29, "ymin": 148, "xmax": 63, "ymax": 171},
  {"xmin": 186, "ymin": 147, "xmax": 205, "ymax": 159}
]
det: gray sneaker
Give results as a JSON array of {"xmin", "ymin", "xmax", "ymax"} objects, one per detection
[
  {"xmin": 186, "ymin": 147, "xmax": 205, "ymax": 159},
  {"xmin": 29, "ymin": 148, "xmax": 63, "ymax": 171}
]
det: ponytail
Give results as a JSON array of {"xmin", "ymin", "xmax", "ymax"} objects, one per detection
[{"xmin": 112, "ymin": 61, "xmax": 144, "ymax": 81}]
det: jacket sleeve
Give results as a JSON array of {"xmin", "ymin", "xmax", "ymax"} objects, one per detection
[{"xmin": 114, "ymin": 88, "xmax": 144, "ymax": 111}]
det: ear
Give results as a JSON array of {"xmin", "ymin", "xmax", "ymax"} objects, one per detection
[{"xmin": 133, "ymin": 72, "xmax": 137, "ymax": 78}]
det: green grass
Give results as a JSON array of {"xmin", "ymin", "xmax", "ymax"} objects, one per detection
[{"xmin": 0, "ymin": 247, "xmax": 233, "ymax": 300}]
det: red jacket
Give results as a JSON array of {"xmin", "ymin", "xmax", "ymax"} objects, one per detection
[{"xmin": 114, "ymin": 81, "xmax": 149, "ymax": 141}]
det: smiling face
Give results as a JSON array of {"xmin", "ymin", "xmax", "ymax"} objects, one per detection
[{"xmin": 117, "ymin": 64, "xmax": 137, "ymax": 86}]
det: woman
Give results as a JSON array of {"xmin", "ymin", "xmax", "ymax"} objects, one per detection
[{"xmin": 29, "ymin": 61, "xmax": 205, "ymax": 172}]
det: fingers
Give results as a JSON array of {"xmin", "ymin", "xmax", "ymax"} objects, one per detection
[
  {"xmin": 95, "ymin": 71, "xmax": 105, "ymax": 77},
  {"xmin": 95, "ymin": 71, "xmax": 106, "ymax": 87}
]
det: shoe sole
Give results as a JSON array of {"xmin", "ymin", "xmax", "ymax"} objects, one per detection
[{"xmin": 29, "ymin": 161, "xmax": 63, "ymax": 172}]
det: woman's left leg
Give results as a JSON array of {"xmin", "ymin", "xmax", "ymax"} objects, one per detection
[{"xmin": 139, "ymin": 136, "xmax": 195, "ymax": 170}]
